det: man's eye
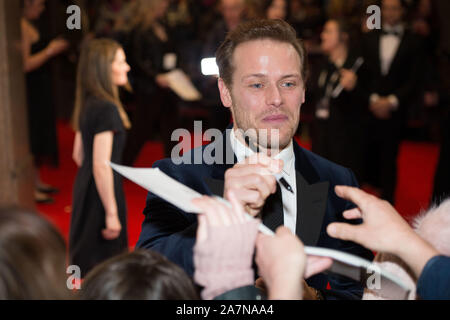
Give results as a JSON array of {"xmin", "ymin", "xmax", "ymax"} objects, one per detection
[
  {"xmin": 250, "ymin": 83, "xmax": 263, "ymax": 89},
  {"xmin": 282, "ymin": 82, "xmax": 296, "ymax": 88}
]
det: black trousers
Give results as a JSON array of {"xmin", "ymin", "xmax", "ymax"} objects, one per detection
[{"xmin": 364, "ymin": 118, "xmax": 401, "ymax": 204}]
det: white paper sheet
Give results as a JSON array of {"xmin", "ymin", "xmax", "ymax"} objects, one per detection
[
  {"xmin": 164, "ymin": 69, "xmax": 202, "ymax": 101},
  {"xmin": 110, "ymin": 162, "xmax": 203, "ymax": 213}
]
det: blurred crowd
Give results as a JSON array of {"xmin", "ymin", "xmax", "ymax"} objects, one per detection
[{"xmin": 22, "ymin": 0, "xmax": 450, "ymax": 205}]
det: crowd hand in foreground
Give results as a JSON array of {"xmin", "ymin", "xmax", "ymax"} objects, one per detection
[
  {"xmin": 192, "ymin": 191, "xmax": 333, "ymax": 300},
  {"xmin": 192, "ymin": 191, "xmax": 260, "ymax": 300},
  {"xmin": 327, "ymin": 186, "xmax": 439, "ymax": 279},
  {"xmin": 256, "ymin": 227, "xmax": 333, "ymax": 300}
]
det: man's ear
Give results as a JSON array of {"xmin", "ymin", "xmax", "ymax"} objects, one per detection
[{"xmin": 218, "ymin": 78, "xmax": 232, "ymax": 108}]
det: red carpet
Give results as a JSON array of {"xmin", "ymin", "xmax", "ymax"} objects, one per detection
[{"xmin": 37, "ymin": 122, "xmax": 440, "ymax": 248}]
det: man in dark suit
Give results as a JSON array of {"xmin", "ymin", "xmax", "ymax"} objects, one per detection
[
  {"xmin": 137, "ymin": 19, "xmax": 373, "ymax": 300},
  {"xmin": 360, "ymin": 0, "xmax": 425, "ymax": 203}
]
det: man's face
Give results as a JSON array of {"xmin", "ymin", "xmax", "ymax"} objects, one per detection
[
  {"xmin": 382, "ymin": 0, "xmax": 404, "ymax": 26},
  {"xmin": 218, "ymin": 39, "xmax": 305, "ymax": 150}
]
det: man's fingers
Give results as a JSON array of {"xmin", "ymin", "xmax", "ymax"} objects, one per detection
[
  {"xmin": 196, "ymin": 214, "xmax": 208, "ymax": 242},
  {"xmin": 192, "ymin": 196, "xmax": 228, "ymax": 226},
  {"xmin": 243, "ymin": 153, "xmax": 283, "ymax": 173},
  {"xmin": 343, "ymin": 208, "xmax": 363, "ymax": 220},
  {"xmin": 229, "ymin": 174, "xmax": 275, "ymax": 198},
  {"xmin": 304, "ymin": 256, "xmax": 333, "ymax": 279},
  {"xmin": 326, "ymin": 222, "xmax": 361, "ymax": 243},
  {"xmin": 256, "ymin": 233, "xmax": 270, "ymax": 250},
  {"xmin": 227, "ymin": 190, "xmax": 246, "ymax": 223},
  {"xmin": 226, "ymin": 169, "xmax": 277, "ymax": 199},
  {"xmin": 275, "ymin": 226, "xmax": 293, "ymax": 237},
  {"xmin": 204, "ymin": 196, "xmax": 232, "ymax": 226},
  {"xmin": 233, "ymin": 188, "xmax": 266, "ymax": 213},
  {"xmin": 334, "ymin": 185, "xmax": 372, "ymax": 210}
]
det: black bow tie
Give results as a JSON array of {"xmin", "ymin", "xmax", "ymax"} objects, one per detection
[
  {"xmin": 262, "ymin": 182, "xmax": 284, "ymax": 232},
  {"xmin": 382, "ymin": 29, "xmax": 401, "ymax": 37}
]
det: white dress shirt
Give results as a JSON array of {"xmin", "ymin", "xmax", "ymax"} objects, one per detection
[
  {"xmin": 380, "ymin": 24, "xmax": 404, "ymax": 76},
  {"xmin": 229, "ymin": 129, "xmax": 298, "ymax": 234},
  {"xmin": 370, "ymin": 24, "xmax": 405, "ymax": 110}
]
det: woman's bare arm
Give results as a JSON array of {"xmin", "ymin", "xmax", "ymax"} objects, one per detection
[
  {"xmin": 72, "ymin": 131, "xmax": 84, "ymax": 167},
  {"xmin": 92, "ymin": 131, "xmax": 121, "ymax": 240},
  {"xmin": 21, "ymin": 19, "xmax": 68, "ymax": 73}
]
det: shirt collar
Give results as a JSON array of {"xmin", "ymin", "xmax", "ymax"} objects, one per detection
[
  {"xmin": 229, "ymin": 128, "xmax": 295, "ymax": 174},
  {"xmin": 382, "ymin": 23, "xmax": 405, "ymax": 36}
]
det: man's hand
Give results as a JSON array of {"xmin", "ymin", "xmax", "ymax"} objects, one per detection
[
  {"xmin": 370, "ymin": 97, "xmax": 393, "ymax": 119},
  {"xmin": 255, "ymin": 254, "xmax": 331, "ymax": 300},
  {"xmin": 327, "ymin": 186, "xmax": 414, "ymax": 253},
  {"xmin": 327, "ymin": 186, "xmax": 439, "ymax": 277},
  {"xmin": 255, "ymin": 227, "xmax": 306, "ymax": 300},
  {"xmin": 305, "ymin": 255, "xmax": 333, "ymax": 279},
  {"xmin": 224, "ymin": 153, "xmax": 282, "ymax": 216}
]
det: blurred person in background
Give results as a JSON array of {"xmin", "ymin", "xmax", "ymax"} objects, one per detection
[
  {"xmin": 289, "ymin": 0, "xmax": 324, "ymax": 44},
  {"xmin": 264, "ymin": 0, "xmax": 290, "ymax": 20},
  {"xmin": 326, "ymin": 0, "xmax": 365, "ymax": 33},
  {"xmin": 360, "ymin": 0, "xmax": 426, "ymax": 204},
  {"xmin": 21, "ymin": 0, "xmax": 69, "ymax": 203},
  {"xmin": 0, "ymin": 207, "xmax": 70, "ymax": 300},
  {"xmin": 93, "ymin": 0, "xmax": 133, "ymax": 38},
  {"xmin": 311, "ymin": 19, "xmax": 367, "ymax": 183},
  {"xmin": 123, "ymin": 0, "xmax": 181, "ymax": 163},
  {"xmin": 246, "ymin": 0, "xmax": 290, "ymax": 20},
  {"xmin": 70, "ymin": 39, "xmax": 131, "ymax": 278}
]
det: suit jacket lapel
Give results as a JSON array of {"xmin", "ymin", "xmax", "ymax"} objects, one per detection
[
  {"xmin": 374, "ymin": 31, "xmax": 382, "ymax": 76},
  {"xmin": 386, "ymin": 31, "xmax": 408, "ymax": 78},
  {"xmin": 204, "ymin": 128, "xmax": 236, "ymax": 196},
  {"xmin": 295, "ymin": 172, "xmax": 329, "ymax": 246},
  {"xmin": 293, "ymin": 142, "xmax": 329, "ymax": 246}
]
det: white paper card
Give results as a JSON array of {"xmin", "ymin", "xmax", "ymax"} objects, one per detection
[
  {"xmin": 110, "ymin": 162, "xmax": 202, "ymax": 213},
  {"xmin": 164, "ymin": 69, "xmax": 202, "ymax": 101}
]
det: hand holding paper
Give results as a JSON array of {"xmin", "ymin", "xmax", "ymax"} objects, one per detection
[{"xmin": 110, "ymin": 162, "xmax": 414, "ymax": 299}]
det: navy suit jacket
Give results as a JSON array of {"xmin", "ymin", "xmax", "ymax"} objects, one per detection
[{"xmin": 136, "ymin": 130, "xmax": 374, "ymax": 300}]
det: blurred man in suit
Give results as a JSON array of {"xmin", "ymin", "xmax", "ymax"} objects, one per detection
[{"xmin": 361, "ymin": 0, "xmax": 425, "ymax": 203}]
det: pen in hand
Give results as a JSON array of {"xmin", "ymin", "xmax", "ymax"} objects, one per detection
[{"xmin": 244, "ymin": 135, "xmax": 294, "ymax": 194}]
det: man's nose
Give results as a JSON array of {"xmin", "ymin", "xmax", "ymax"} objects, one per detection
[{"xmin": 265, "ymin": 84, "xmax": 282, "ymax": 107}]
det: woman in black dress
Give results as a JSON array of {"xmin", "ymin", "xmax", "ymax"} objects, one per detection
[
  {"xmin": 70, "ymin": 39, "xmax": 131, "ymax": 277},
  {"xmin": 123, "ymin": 0, "xmax": 180, "ymax": 164},
  {"xmin": 311, "ymin": 19, "xmax": 367, "ymax": 182},
  {"xmin": 21, "ymin": 0, "xmax": 69, "ymax": 203}
]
